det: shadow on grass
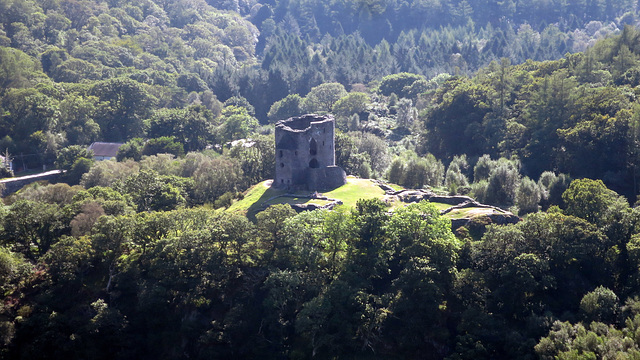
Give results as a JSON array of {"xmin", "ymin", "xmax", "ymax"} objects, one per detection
[
  {"xmin": 245, "ymin": 184, "xmax": 285, "ymax": 222},
  {"xmin": 244, "ymin": 181, "xmax": 347, "ymax": 222}
]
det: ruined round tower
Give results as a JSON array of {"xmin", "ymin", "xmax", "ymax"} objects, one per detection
[{"xmin": 274, "ymin": 114, "xmax": 347, "ymax": 190}]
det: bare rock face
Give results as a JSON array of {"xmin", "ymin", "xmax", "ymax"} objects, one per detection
[
  {"xmin": 290, "ymin": 199, "xmax": 343, "ymax": 213},
  {"xmin": 375, "ymin": 182, "xmax": 521, "ymax": 230},
  {"xmin": 395, "ymin": 190, "xmax": 429, "ymax": 203},
  {"xmin": 389, "ymin": 188, "xmax": 476, "ymax": 205},
  {"xmin": 450, "ymin": 213, "xmax": 520, "ymax": 229},
  {"xmin": 274, "ymin": 114, "xmax": 347, "ymax": 191}
]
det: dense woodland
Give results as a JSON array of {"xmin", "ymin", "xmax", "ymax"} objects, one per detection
[{"xmin": 5, "ymin": 0, "xmax": 640, "ymax": 358}]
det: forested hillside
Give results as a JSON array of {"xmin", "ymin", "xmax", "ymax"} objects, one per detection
[
  {"xmin": 1, "ymin": 0, "xmax": 638, "ymax": 150},
  {"xmin": 5, "ymin": 0, "xmax": 640, "ymax": 358}
]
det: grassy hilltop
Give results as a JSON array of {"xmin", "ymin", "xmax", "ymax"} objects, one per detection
[{"xmin": 228, "ymin": 176, "xmax": 511, "ymax": 222}]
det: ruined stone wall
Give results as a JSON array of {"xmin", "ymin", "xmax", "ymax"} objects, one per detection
[
  {"xmin": 308, "ymin": 166, "xmax": 347, "ymax": 190},
  {"xmin": 274, "ymin": 114, "xmax": 345, "ymax": 190}
]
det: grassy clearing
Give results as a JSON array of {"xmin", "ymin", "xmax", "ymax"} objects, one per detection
[
  {"xmin": 227, "ymin": 180, "xmax": 286, "ymax": 219},
  {"xmin": 429, "ymin": 186, "xmax": 450, "ymax": 196},
  {"xmin": 388, "ymin": 200, "xmax": 457, "ymax": 213},
  {"xmin": 228, "ymin": 178, "xmax": 501, "ymax": 222},
  {"xmin": 431, "ymin": 202, "xmax": 454, "ymax": 211},
  {"xmin": 227, "ymin": 178, "xmax": 386, "ymax": 218},
  {"xmin": 321, "ymin": 178, "xmax": 385, "ymax": 208}
]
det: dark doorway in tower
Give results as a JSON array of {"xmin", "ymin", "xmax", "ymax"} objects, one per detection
[
  {"xmin": 309, "ymin": 138, "xmax": 317, "ymax": 156},
  {"xmin": 309, "ymin": 158, "xmax": 319, "ymax": 168}
]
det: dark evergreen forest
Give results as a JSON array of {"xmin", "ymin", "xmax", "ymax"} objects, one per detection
[{"xmin": 4, "ymin": 0, "xmax": 640, "ymax": 358}]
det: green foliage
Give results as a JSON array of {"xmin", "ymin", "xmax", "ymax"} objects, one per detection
[
  {"xmin": 189, "ymin": 154, "xmax": 243, "ymax": 204},
  {"xmin": 394, "ymin": 97, "xmax": 417, "ymax": 129},
  {"xmin": 219, "ymin": 105, "xmax": 259, "ymax": 142},
  {"xmin": 548, "ymin": 173, "xmax": 572, "ymax": 208},
  {"xmin": 7, "ymin": 182, "xmax": 81, "ymax": 206},
  {"xmin": 90, "ymin": 77, "xmax": 155, "ymax": 141},
  {"xmin": 43, "ymin": 235, "xmax": 95, "ymax": 284},
  {"xmin": 116, "ymin": 138, "xmax": 144, "ymax": 162},
  {"xmin": 0, "ymin": 177, "xmax": 636, "ymax": 359},
  {"xmin": 213, "ymin": 191, "xmax": 235, "ymax": 209},
  {"xmin": 563, "ymin": 178, "xmax": 625, "ymax": 224},
  {"xmin": 58, "ymin": 94, "xmax": 101, "ymax": 145},
  {"xmin": 335, "ymin": 131, "xmax": 359, "ymax": 175},
  {"xmin": 1, "ymin": 88, "xmax": 60, "ymax": 160},
  {"xmin": 227, "ymin": 134, "xmax": 275, "ymax": 185},
  {"xmin": 516, "ymin": 176, "xmax": 542, "ymax": 215},
  {"xmin": 379, "ymin": 72, "xmax": 424, "ymax": 98},
  {"xmin": 332, "ymin": 92, "xmax": 370, "ymax": 119},
  {"xmin": 5, "ymin": 1, "xmax": 640, "ymax": 358},
  {"xmin": 445, "ymin": 155, "xmax": 470, "ymax": 193},
  {"xmin": 302, "ymin": 82, "xmax": 347, "ymax": 114},
  {"xmin": 0, "ymin": 245, "xmax": 30, "ymax": 295},
  {"xmin": 0, "ymin": 46, "xmax": 45, "ymax": 91},
  {"xmin": 473, "ymin": 154, "xmax": 495, "ymax": 182},
  {"xmin": 223, "ymin": 96, "xmax": 255, "ymax": 116},
  {"xmin": 141, "ymin": 136, "xmax": 185, "ymax": 158},
  {"xmin": 268, "ymin": 93, "xmax": 303, "ymax": 123},
  {"xmin": 394, "ymin": 153, "xmax": 445, "ymax": 188},
  {"xmin": 352, "ymin": 132, "xmax": 390, "ymax": 177},
  {"xmin": 387, "ymin": 157, "xmax": 405, "ymax": 185},
  {"xmin": 55, "ymin": 145, "xmax": 94, "ymax": 184},
  {"xmin": 81, "ymin": 158, "xmax": 140, "ymax": 188},
  {"xmin": 256, "ymin": 203, "xmax": 297, "ymax": 259},
  {"xmin": 121, "ymin": 169, "xmax": 191, "ymax": 212},
  {"xmin": 147, "ymin": 105, "xmax": 215, "ymax": 152},
  {"xmin": 1, "ymin": 199, "xmax": 66, "ymax": 260},
  {"xmin": 580, "ymin": 286, "xmax": 620, "ymax": 324},
  {"xmin": 72, "ymin": 185, "xmax": 132, "ymax": 217},
  {"xmin": 67, "ymin": 157, "xmax": 94, "ymax": 185},
  {"xmin": 535, "ymin": 316, "xmax": 640, "ymax": 360},
  {"xmin": 424, "ymin": 77, "xmax": 492, "ymax": 159},
  {"xmin": 485, "ymin": 159, "xmax": 521, "ymax": 206}
]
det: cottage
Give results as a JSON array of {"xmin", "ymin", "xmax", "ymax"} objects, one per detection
[{"xmin": 88, "ymin": 142, "xmax": 124, "ymax": 161}]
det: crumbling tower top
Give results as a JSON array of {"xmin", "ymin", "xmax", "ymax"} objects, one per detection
[{"xmin": 274, "ymin": 114, "xmax": 346, "ymax": 190}]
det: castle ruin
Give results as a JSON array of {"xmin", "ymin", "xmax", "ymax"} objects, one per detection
[{"xmin": 274, "ymin": 114, "xmax": 347, "ymax": 190}]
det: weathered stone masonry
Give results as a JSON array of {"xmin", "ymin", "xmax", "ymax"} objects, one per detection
[{"xmin": 274, "ymin": 114, "xmax": 347, "ymax": 190}]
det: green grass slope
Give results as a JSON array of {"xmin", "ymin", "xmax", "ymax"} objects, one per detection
[
  {"xmin": 227, "ymin": 177, "xmax": 509, "ymax": 222},
  {"xmin": 227, "ymin": 177, "xmax": 386, "ymax": 220}
]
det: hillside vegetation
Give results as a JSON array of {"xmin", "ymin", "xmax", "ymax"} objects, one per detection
[
  {"xmin": 1, "ymin": 0, "xmax": 639, "ymax": 163},
  {"xmin": 5, "ymin": 0, "xmax": 640, "ymax": 359},
  {"xmin": 228, "ymin": 178, "xmax": 509, "ymax": 225}
]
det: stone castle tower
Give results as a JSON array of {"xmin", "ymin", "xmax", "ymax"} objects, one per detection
[{"xmin": 274, "ymin": 114, "xmax": 347, "ymax": 190}]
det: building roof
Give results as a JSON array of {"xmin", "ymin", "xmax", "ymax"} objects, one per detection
[{"xmin": 88, "ymin": 142, "xmax": 124, "ymax": 158}]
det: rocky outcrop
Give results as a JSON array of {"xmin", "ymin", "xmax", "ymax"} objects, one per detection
[
  {"xmin": 374, "ymin": 181, "xmax": 521, "ymax": 229},
  {"xmin": 385, "ymin": 188, "xmax": 475, "ymax": 205},
  {"xmin": 440, "ymin": 199, "xmax": 508, "ymax": 215},
  {"xmin": 290, "ymin": 200, "xmax": 343, "ymax": 212},
  {"xmin": 450, "ymin": 213, "xmax": 520, "ymax": 229},
  {"xmin": 258, "ymin": 192, "xmax": 343, "ymax": 213}
]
